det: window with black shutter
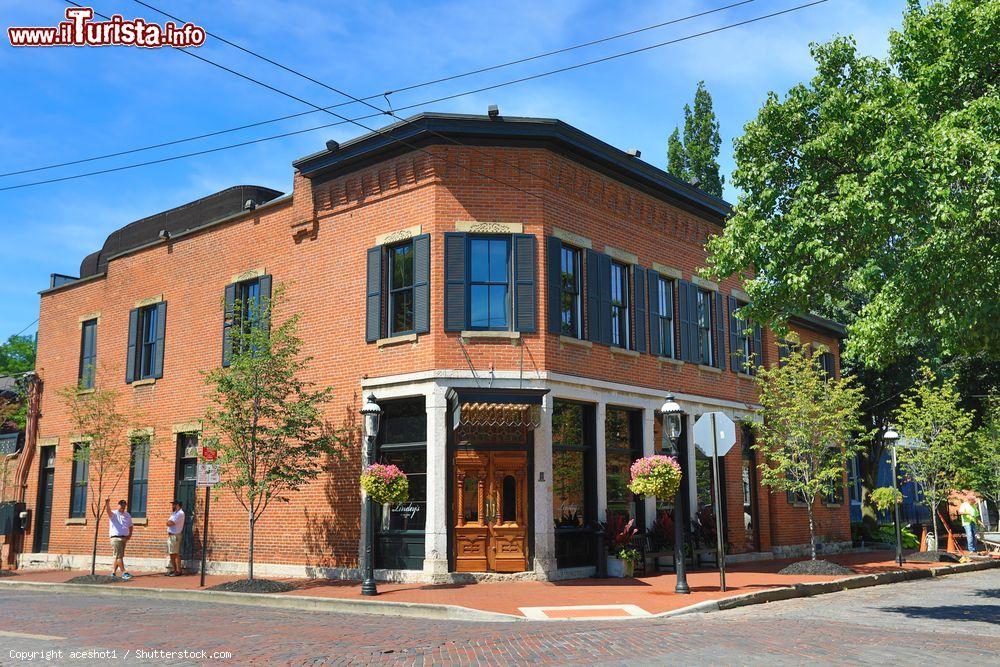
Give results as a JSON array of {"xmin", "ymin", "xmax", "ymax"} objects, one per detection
[
  {"xmin": 222, "ymin": 275, "xmax": 271, "ymax": 366},
  {"xmin": 729, "ymin": 297, "xmax": 762, "ymax": 375},
  {"xmin": 559, "ymin": 245, "xmax": 582, "ymax": 338},
  {"xmin": 78, "ymin": 319, "xmax": 97, "ymax": 389},
  {"xmin": 126, "ymin": 301, "xmax": 166, "ymax": 382},
  {"xmin": 367, "ymin": 235, "xmax": 430, "ymax": 341},
  {"xmin": 609, "ymin": 262, "xmax": 630, "ymax": 348},
  {"xmin": 128, "ymin": 435, "xmax": 150, "ymax": 518},
  {"xmin": 696, "ymin": 288, "xmax": 714, "ymax": 365},
  {"xmin": 70, "ymin": 443, "xmax": 88, "ymax": 518},
  {"xmin": 651, "ymin": 275, "xmax": 675, "ymax": 358}
]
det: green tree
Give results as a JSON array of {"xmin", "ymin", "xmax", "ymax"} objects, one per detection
[
  {"xmin": 970, "ymin": 393, "xmax": 1000, "ymax": 527},
  {"xmin": 0, "ymin": 334, "xmax": 36, "ymax": 375},
  {"xmin": 752, "ymin": 334, "xmax": 868, "ymax": 560},
  {"xmin": 202, "ymin": 285, "xmax": 344, "ymax": 582},
  {"xmin": 666, "ymin": 81, "xmax": 724, "ymax": 197},
  {"xmin": 706, "ymin": 0, "xmax": 999, "ymax": 368},
  {"xmin": 894, "ymin": 367, "xmax": 974, "ymax": 549},
  {"xmin": 59, "ymin": 386, "xmax": 135, "ymax": 575}
]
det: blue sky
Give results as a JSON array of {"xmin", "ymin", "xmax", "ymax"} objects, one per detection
[{"xmin": 0, "ymin": 0, "xmax": 908, "ymax": 341}]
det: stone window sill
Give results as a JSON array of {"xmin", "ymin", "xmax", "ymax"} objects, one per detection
[
  {"xmin": 76, "ymin": 388, "xmax": 95, "ymax": 395},
  {"xmin": 460, "ymin": 331, "xmax": 521, "ymax": 341},
  {"xmin": 377, "ymin": 333, "xmax": 418, "ymax": 348},
  {"xmin": 132, "ymin": 518, "xmax": 148, "ymax": 526},
  {"xmin": 657, "ymin": 356, "xmax": 683, "ymax": 367},
  {"xmin": 66, "ymin": 517, "xmax": 87, "ymax": 525},
  {"xmin": 610, "ymin": 346, "xmax": 639, "ymax": 358},
  {"xmin": 558, "ymin": 335, "xmax": 591, "ymax": 349},
  {"xmin": 131, "ymin": 378, "xmax": 156, "ymax": 387},
  {"xmin": 737, "ymin": 371, "xmax": 756, "ymax": 380},
  {"xmin": 697, "ymin": 364, "xmax": 723, "ymax": 374}
]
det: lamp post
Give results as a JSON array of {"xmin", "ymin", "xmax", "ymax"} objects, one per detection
[
  {"xmin": 884, "ymin": 427, "xmax": 904, "ymax": 567},
  {"xmin": 360, "ymin": 394, "xmax": 382, "ymax": 596},
  {"xmin": 661, "ymin": 395, "xmax": 689, "ymax": 595}
]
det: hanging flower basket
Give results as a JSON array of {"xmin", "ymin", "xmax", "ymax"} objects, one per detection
[
  {"xmin": 628, "ymin": 455, "xmax": 682, "ymax": 501},
  {"xmin": 360, "ymin": 463, "xmax": 408, "ymax": 505}
]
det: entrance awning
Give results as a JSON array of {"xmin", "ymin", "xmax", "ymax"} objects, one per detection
[{"xmin": 447, "ymin": 388, "xmax": 549, "ymax": 431}]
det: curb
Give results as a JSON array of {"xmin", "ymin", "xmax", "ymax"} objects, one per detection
[
  {"xmin": 1, "ymin": 560, "xmax": 995, "ymax": 623},
  {"xmin": 0, "ymin": 580, "xmax": 524, "ymax": 623}
]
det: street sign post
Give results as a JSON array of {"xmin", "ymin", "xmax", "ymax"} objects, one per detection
[
  {"xmin": 693, "ymin": 411, "xmax": 737, "ymax": 592},
  {"xmin": 196, "ymin": 452, "xmax": 219, "ymax": 587}
]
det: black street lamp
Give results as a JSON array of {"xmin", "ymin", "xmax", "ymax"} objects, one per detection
[
  {"xmin": 661, "ymin": 395, "xmax": 689, "ymax": 595},
  {"xmin": 360, "ymin": 394, "xmax": 382, "ymax": 596},
  {"xmin": 884, "ymin": 427, "xmax": 904, "ymax": 567}
]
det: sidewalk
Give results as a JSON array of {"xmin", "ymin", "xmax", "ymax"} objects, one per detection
[{"xmin": 2, "ymin": 551, "xmax": 995, "ymax": 620}]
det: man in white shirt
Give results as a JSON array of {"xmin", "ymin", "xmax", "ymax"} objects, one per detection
[
  {"xmin": 105, "ymin": 497, "xmax": 133, "ymax": 580},
  {"xmin": 166, "ymin": 500, "xmax": 186, "ymax": 576}
]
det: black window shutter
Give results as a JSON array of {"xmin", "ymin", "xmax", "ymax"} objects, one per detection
[
  {"xmin": 677, "ymin": 280, "xmax": 693, "ymax": 362},
  {"xmin": 647, "ymin": 271, "xmax": 660, "ymax": 356},
  {"xmin": 598, "ymin": 253, "xmax": 613, "ymax": 346},
  {"xmin": 753, "ymin": 324, "xmax": 763, "ymax": 369},
  {"xmin": 222, "ymin": 283, "xmax": 237, "ymax": 367},
  {"xmin": 728, "ymin": 296, "xmax": 740, "ymax": 372},
  {"xmin": 258, "ymin": 274, "xmax": 273, "ymax": 332},
  {"xmin": 633, "ymin": 266, "xmax": 647, "ymax": 353},
  {"xmin": 125, "ymin": 308, "xmax": 139, "ymax": 383},
  {"xmin": 778, "ymin": 339, "xmax": 790, "ymax": 366},
  {"xmin": 546, "ymin": 236, "xmax": 563, "ymax": 335},
  {"xmin": 585, "ymin": 249, "xmax": 601, "ymax": 343},
  {"xmin": 714, "ymin": 292, "xmax": 725, "ymax": 369},
  {"xmin": 152, "ymin": 301, "xmax": 166, "ymax": 379},
  {"xmin": 444, "ymin": 232, "xmax": 468, "ymax": 332},
  {"xmin": 365, "ymin": 246, "xmax": 384, "ymax": 343},
  {"xmin": 412, "ymin": 234, "xmax": 431, "ymax": 335},
  {"xmin": 513, "ymin": 234, "xmax": 537, "ymax": 333}
]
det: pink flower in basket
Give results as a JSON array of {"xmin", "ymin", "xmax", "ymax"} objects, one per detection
[
  {"xmin": 360, "ymin": 463, "xmax": 409, "ymax": 504},
  {"xmin": 628, "ymin": 455, "xmax": 682, "ymax": 500}
]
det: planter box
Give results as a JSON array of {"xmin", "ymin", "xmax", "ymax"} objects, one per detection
[{"xmin": 606, "ymin": 556, "xmax": 635, "ymax": 578}]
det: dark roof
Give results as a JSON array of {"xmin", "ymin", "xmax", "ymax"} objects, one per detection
[
  {"xmin": 78, "ymin": 185, "xmax": 284, "ymax": 279},
  {"xmin": 790, "ymin": 313, "xmax": 847, "ymax": 339},
  {"xmin": 293, "ymin": 113, "xmax": 732, "ymax": 222}
]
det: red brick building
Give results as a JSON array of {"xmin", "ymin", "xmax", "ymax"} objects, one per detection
[{"xmin": 12, "ymin": 113, "xmax": 849, "ymax": 581}]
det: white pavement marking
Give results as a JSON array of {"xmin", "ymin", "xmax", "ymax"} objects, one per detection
[
  {"xmin": 518, "ymin": 604, "xmax": 652, "ymax": 620},
  {"xmin": 0, "ymin": 629, "xmax": 66, "ymax": 641}
]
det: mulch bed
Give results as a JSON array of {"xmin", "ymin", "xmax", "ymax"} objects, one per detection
[
  {"xmin": 907, "ymin": 550, "xmax": 962, "ymax": 563},
  {"xmin": 206, "ymin": 579, "xmax": 295, "ymax": 594},
  {"xmin": 777, "ymin": 559, "xmax": 856, "ymax": 576},
  {"xmin": 66, "ymin": 574, "xmax": 121, "ymax": 585}
]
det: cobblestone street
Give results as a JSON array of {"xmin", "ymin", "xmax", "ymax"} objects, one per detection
[{"xmin": 1, "ymin": 570, "xmax": 997, "ymax": 665}]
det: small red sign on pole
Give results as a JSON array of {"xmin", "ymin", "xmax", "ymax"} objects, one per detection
[{"xmin": 201, "ymin": 446, "xmax": 217, "ymax": 462}]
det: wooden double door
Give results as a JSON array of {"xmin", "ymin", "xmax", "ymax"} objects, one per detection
[{"xmin": 453, "ymin": 450, "xmax": 529, "ymax": 572}]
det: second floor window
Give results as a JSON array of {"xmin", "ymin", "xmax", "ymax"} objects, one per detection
[
  {"xmin": 610, "ymin": 262, "xmax": 630, "ymax": 348},
  {"xmin": 223, "ymin": 275, "xmax": 272, "ymax": 366},
  {"xmin": 389, "ymin": 242, "xmax": 415, "ymax": 335},
  {"xmin": 696, "ymin": 288, "xmax": 714, "ymax": 365},
  {"xmin": 655, "ymin": 276, "xmax": 674, "ymax": 358},
  {"xmin": 469, "ymin": 237, "xmax": 510, "ymax": 330},
  {"xmin": 560, "ymin": 246, "xmax": 581, "ymax": 338},
  {"xmin": 126, "ymin": 301, "xmax": 166, "ymax": 383},
  {"xmin": 78, "ymin": 319, "xmax": 97, "ymax": 389},
  {"xmin": 70, "ymin": 443, "xmax": 88, "ymax": 518},
  {"xmin": 138, "ymin": 305, "xmax": 158, "ymax": 379}
]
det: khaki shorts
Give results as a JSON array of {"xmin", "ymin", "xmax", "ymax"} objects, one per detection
[
  {"xmin": 167, "ymin": 533, "xmax": 182, "ymax": 555},
  {"xmin": 110, "ymin": 537, "xmax": 126, "ymax": 559}
]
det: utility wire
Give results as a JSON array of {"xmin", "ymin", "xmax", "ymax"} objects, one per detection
[
  {"xmin": 9, "ymin": 318, "xmax": 39, "ymax": 338},
  {"xmin": 0, "ymin": 0, "xmax": 829, "ymax": 192},
  {"xmin": 0, "ymin": 0, "xmax": 757, "ymax": 179}
]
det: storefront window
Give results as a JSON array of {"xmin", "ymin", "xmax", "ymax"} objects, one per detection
[
  {"xmin": 552, "ymin": 400, "xmax": 596, "ymax": 569},
  {"xmin": 376, "ymin": 398, "xmax": 426, "ymax": 570},
  {"xmin": 605, "ymin": 407, "xmax": 641, "ymax": 524}
]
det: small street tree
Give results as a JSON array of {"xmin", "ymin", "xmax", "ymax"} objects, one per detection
[
  {"xmin": 894, "ymin": 367, "xmax": 973, "ymax": 549},
  {"xmin": 203, "ymin": 285, "xmax": 343, "ymax": 582},
  {"xmin": 970, "ymin": 393, "xmax": 1000, "ymax": 528},
  {"xmin": 59, "ymin": 386, "xmax": 134, "ymax": 575},
  {"xmin": 752, "ymin": 334, "xmax": 867, "ymax": 560},
  {"xmin": 666, "ymin": 81, "xmax": 724, "ymax": 197}
]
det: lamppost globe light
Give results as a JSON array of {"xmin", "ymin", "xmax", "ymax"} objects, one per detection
[
  {"xmin": 360, "ymin": 394, "xmax": 382, "ymax": 441},
  {"xmin": 884, "ymin": 427, "xmax": 900, "ymax": 442},
  {"xmin": 660, "ymin": 394, "xmax": 683, "ymax": 443},
  {"xmin": 660, "ymin": 394, "xmax": 682, "ymax": 415}
]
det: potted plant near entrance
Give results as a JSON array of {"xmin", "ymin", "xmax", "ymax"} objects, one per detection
[{"xmin": 604, "ymin": 513, "xmax": 639, "ymax": 577}]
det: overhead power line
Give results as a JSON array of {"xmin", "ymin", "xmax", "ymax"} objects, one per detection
[
  {"xmin": 0, "ymin": 0, "xmax": 830, "ymax": 193},
  {"xmin": 0, "ymin": 0, "xmax": 758, "ymax": 179}
]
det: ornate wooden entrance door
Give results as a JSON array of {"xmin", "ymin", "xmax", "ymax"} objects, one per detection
[{"xmin": 453, "ymin": 450, "xmax": 528, "ymax": 572}]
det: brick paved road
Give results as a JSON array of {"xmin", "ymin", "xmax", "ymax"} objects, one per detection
[{"xmin": 0, "ymin": 570, "xmax": 997, "ymax": 666}]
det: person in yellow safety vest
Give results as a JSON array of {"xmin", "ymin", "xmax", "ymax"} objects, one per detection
[{"xmin": 958, "ymin": 493, "xmax": 982, "ymax": 553}]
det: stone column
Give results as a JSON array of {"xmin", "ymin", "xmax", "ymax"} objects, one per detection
[
  {"xmin": 423, "ymin": 384, "xmax": 450, "ymax": 580},
  {"xmin": 533, "ymin": 391, "xmax": 556, "ymax": 577},
  {"xmin": 595, "ymin": 402, "xmax": 607, "ymax": 521},
  {"xmin": 642, "ymin": 407, "xmax": 656, "ymax": 530}
]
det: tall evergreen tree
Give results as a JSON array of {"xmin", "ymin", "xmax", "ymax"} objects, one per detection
[{"xmin": 666, "ymin": 81, "xmax": 724, "ymax": 197}]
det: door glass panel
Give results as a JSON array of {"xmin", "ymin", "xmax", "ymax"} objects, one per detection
[
  {"xmin": 502, "ymin": 475, "xmax": 517, "ymax": 523},
  {"xmin": 462, "ymin": 477, "xmax": 479, "ymax": 522}
]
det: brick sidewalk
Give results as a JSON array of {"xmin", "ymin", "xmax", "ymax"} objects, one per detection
[{"xmin": 0, "ymin": 550, "xmax": 973, "ymax": 618}]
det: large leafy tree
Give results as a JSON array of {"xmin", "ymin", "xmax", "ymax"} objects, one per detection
[
  {"xmin": 0, "ymin": 334, "xmax": 35, "ymax": 376},
  {"xmin": 706, "ymin": 0, "xmax": 999, "ymax": 369},
  {"xmin": 666, "ymin": 81, "xmax": 724, "ymax": 197},
  {"xmin": 969, "ymin": 393, "xmax": 1000, "ymax": 528},
  {"xmin": 752, "ymin": 335, "xmax": 868, "ymax": 560},
  {"xmin": 894, "ymin": 367, "xmax": 974, "ymax": 549},
  {"xmin": 203, "ymin": 285, "xmax": 344, "ymax": 582}
]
